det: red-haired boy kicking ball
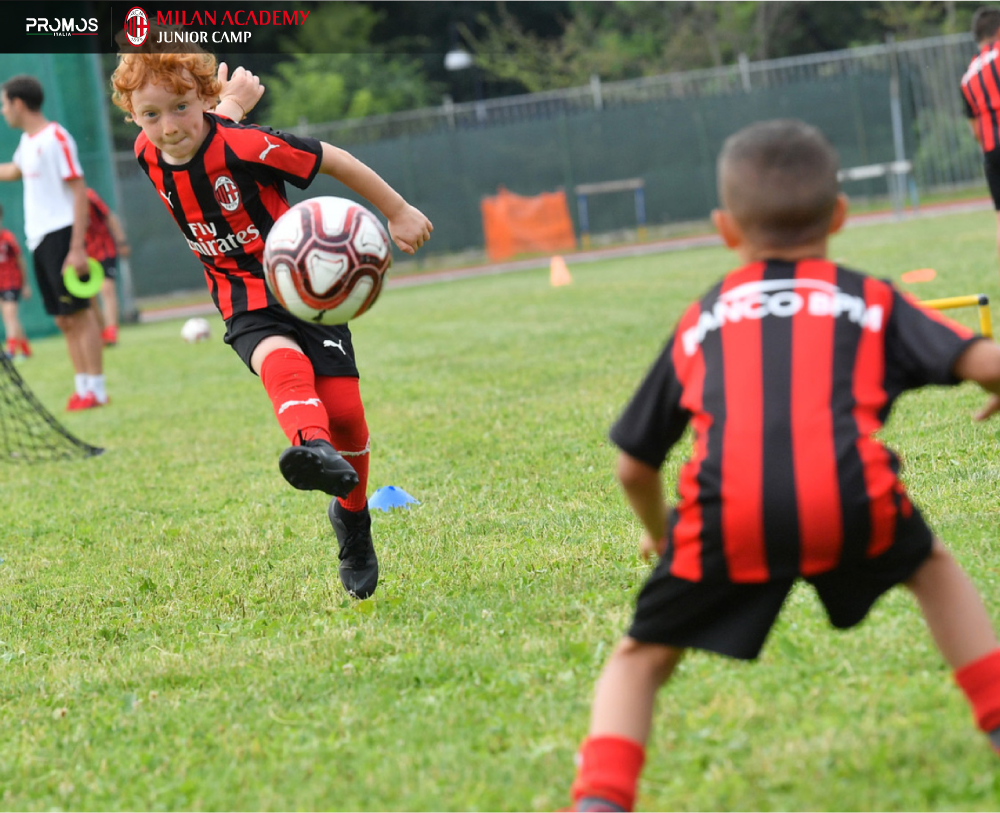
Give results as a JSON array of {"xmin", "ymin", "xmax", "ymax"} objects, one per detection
[{"xmin": 111, "ymin": 49, "xmax": 432, "ymax": 599}]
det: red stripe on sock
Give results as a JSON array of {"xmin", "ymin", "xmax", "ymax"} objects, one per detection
[
  {"xmin": 259, "ymin": 348, "xmax": 331, "ymax": 446},
  {"xmin": 315, "ymin": 375, "xmax": 369, "ymax": 511},
  {"xmin": 955, "ymin": 648, "xmax": 1000, "ymax": 732},
  {"xmin": 570, "ymin": 735, "xmax": 645, "ymax": 812}
]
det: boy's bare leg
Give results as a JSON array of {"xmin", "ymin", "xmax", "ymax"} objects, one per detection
[
  {"xmin": 90, "ymin": 296, "xmax": 105, "ymax": 331},
  {"xmin": 570, "ymin": 639, "xmax": 683, "ymax": 811},
  {"xmin": 906, "ymin": 537, "xmax": 1000, "ymax": 750},
  {"xmin": 590, "ymin": 639, "xmax": 684, "ymax": 742},
  {"xmin": 1, "ymin": 300, "xmax": 22, "ymax": 350},
  {"xmin": 995, "ymin": 212, "xmax": 1000, "ymax": 284},
  {"xmin": 905, "ymin": 538, "xmax": 998, "ymax": 669},
  {"xmin": 101, "ymin": 278, "xmax": 118, "ymax": 331},
  {"xmin": 66, "ymin": 308, "xmax": 103, "ymax": 374}
]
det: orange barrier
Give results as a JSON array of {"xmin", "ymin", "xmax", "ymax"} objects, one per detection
[{"xmin": 481, "ymin": 187, "xmax": 576, "ymax": 261}]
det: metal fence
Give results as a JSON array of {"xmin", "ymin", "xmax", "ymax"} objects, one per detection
[
  {"xmin": 284, "ymin": 33, "xmax": 982, "ymax": 188},
  {"xmin": 115, "ymin": 33, "xmax": 988, "ymax": 297}
]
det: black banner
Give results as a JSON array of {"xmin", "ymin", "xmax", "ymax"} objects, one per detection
[{"xmin": 4, "ymin": 1, "xmax": 331, "ymax": 54}]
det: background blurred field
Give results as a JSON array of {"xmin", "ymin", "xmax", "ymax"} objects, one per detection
[{"xmin": 2, "ymin": 208, "xmax": 1000, "ymax": 810}]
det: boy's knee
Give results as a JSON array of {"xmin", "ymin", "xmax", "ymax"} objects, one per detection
[
  {"xmin": 611, "ymin": 637, "xmax": 683, "ymax": 682},
  {"xmin": 905, "ymin": 537, "xmax": 951, "ymax": 589}
]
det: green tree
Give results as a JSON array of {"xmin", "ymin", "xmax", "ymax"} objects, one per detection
[
  {"xmin": 460, "ymin": 1, "xmax": 971, "ymax": 93},
  {"xmin": 263, "ymin": 3, "xmax": 441, "ymax": 129}
]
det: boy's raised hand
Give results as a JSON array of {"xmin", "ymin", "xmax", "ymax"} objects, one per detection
[
  {"xmin": 216, "ymin": 62, "xmax": 264, "ymax": 119},
  {"xmin": 388, "ymin": 204, "xmax": 433, "ymax": 255}
]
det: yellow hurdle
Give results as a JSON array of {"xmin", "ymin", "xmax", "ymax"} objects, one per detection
[{"xmin": 920, "ymin": 293, "xmax": 993, "ymax": 338}]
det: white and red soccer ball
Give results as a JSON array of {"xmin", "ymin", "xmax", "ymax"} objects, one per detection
[
  {"xmin": 180, "ymin": 317, "xmax": 211, "ymax": 343},
  {"xmin": 263, "ymin": 197, "xmax": 392, "ymax": 325}
]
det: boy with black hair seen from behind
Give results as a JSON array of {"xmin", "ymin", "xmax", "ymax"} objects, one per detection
[{"xmin": 568, "ymin": 119, "xmax": 1000, "ymax": 812}]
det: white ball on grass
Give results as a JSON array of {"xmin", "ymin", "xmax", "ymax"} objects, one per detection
[{"xmin": 180, "ymin": 317, "xmax": 211, "ymax": 343}]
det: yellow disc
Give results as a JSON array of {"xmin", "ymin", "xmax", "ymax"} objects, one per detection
[{"xmin": 63, "ymin": 257, "xmax": 105, "ymax": 299}]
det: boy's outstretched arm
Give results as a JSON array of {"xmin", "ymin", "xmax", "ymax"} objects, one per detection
[
  {"xmin": 617, "ymin": 451, "xmax": 669, "ymax": 560},
  {"xmin": 0, "ymin": 163, "xmax": 21, "ymax": 182},
  {"xmin": 952, "ymin": 339, "xmax": 1000, "ymax": 420},
  {"xmin": 319, "ymin": 143, "xmax": 433, "ymax": 254}
]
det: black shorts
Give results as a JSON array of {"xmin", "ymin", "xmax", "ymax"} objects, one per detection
[
  {"xmin": 99, "ymin": 256, "xmax": 118, "ymax": 281},
  {"xmin": 33, "ymin": 226, "xmax": 90, "ymax": 316},
  {"xmin": 984, "ymin": 149, "xmax": 1000, "ymax": 210},
  {"xmin": 0, "ymin": 288, "xmax": 20, "ymax": 303},
  {"xmin": 628, "ymin": 504, "xmax": 934, "ymax": 661},
  {"xmin": 224, "ymin": 305, "xmax": 359, "ymax": 377}
]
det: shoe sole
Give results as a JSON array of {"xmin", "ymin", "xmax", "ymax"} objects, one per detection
[{"xmin": 279, "ymin": 447, "xmax": 359, "ymax": 497}]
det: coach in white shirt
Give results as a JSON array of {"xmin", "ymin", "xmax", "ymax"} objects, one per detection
[{"xmin": 0, "ymin": 75, "xmax": 107, "ymax": 411}]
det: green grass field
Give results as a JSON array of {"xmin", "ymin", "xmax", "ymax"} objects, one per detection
[{"xmin": 3, "ymin": 208, "xmax": 1000, "ymax": 811}]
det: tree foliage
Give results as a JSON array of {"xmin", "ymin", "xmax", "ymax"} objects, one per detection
[
  {"xmin": 262, "ymin": 3, "xmax": 442, "ymax": 129},
  {"xmin": 459, "ymin": 1, "xmax": 976, "ymax": 92}
]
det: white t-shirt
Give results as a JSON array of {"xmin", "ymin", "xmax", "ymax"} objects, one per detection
[{"xmin": 12, "ymin": 122, "xmax": 83, "ymax": 250}]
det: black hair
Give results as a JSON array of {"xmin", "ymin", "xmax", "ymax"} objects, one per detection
[
  {"xmin": 973, "ymin": 6, "xmax": 1000, "ymax": 43},
  {"xmin": 717, "ymin": 119, "xmax": 840, "ymax": 248},
  {"xmin": 1, "ymin": 75, "xmax": 44, "ymax": 111}
]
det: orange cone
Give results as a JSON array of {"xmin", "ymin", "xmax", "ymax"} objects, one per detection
[
  {"xmin": 550, "ymin": 255, "xmax": 572, "ymax": 287},
  {"xmin": 901, "ymin": 268, "xmax": 937, "ymax": 283}
]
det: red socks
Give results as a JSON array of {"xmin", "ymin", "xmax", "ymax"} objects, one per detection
[
  {"xmin": 259, "ymin": 350, "xmax": 370, "ymax": 511},
  {"xmin": 570, "ymin": 735, "xmax": 645, "ymax": 812},
  {"xmin": 259, "ymin": 349, "xmax": 332, "ymax": 446},
  {"xmin": 955, "ymin": 648, "xmax": 1000, "ymax": 734},
  {"xmin": 315, "ymin": 375, "xmax": 369, "ymax": 511}
]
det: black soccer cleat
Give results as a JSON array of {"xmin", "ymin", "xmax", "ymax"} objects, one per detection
[
  {"xmin": 328, "ymin": 500, "xmax": 378, "ymax": 599},
  {"xmin": 278, "ymin": 438, "xmax": 359, "ymax": 497}
]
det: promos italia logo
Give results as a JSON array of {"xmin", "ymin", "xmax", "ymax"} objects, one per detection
[
  {"xmin": 125, "ymin": 7, "xmax": 149, "ymax": 46},
  {"xmin": 25, "ymin": 16, "xmax": 98, "ymax": 36}
]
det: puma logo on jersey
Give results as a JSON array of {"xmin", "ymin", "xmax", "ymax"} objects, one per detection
[
  {"xmin": 323, "ymin": 339, "xmax": 345, "ymax": 354},
  {"xmin": 259, "ymin": 137, "xmax": 280, "ymax": 161},
  {"xmin": 159, "ymin": 189, "xmax": 173, "ymax": 207},
  {"xmin": 278, "ymin": 397, "xmax": 322, "ymax": 415}
]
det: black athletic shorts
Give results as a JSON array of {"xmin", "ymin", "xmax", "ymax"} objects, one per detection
[
  {"xmin": 628, "ymin": 503, "xmax": 935, "ymax": 661},
  {"xmin": 0, "ymin": 288, "xmax": 20, "ymax": 303},
  {"xmin": 984, "ymin": 148, "xmax": 1000, "ymax": 210},
  {"xmin": 99, "ymin": 256, "xmax": 118, "ymax": 281},
  {"xmin": 224, "ymin": 304, "xmax": 359, "ymax": 377},
  {"xmin": 33, "ymin": 226, "xmax": 90, "ymax": 316}
]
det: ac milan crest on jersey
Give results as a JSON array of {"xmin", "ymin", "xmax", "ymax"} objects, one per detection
[{"xmin": 214, "ymin": 175, "xmax": 240, "ymax": 212}]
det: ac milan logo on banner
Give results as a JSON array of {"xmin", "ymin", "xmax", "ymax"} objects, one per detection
[
  {"xmin": 213, "ymin": 176, "xmax": 241, "ymax": 212},
  {"xmin": 125, "ymin": 7, "xmax": 148, "ymax": 46}
]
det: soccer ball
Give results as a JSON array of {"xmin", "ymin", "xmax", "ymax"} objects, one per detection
[
  {"xmin": 180, "ymin": 317, "xmax": 211, "ymax": 343},
  {"xmin": 263, "ymin": 196, "xmax": 392, "ymax": 325}
]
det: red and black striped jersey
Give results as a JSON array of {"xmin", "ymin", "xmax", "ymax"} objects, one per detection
[
  {"xmin": 0, "ymin": 229, "xmax": 23, "ymax": 291},
  {"xmin": 134, "ymin": 113, "xmax": 323, "ymax": 320},
  {"xmin": 85, "ymin": 187, "xmax": 117, "ymax": 262},
  {"xmin": 611, "ymin": 259, "xmax": 978, "ymax": 584},
  {"xmin": 961, "ymin": 40, "xmax": 1000, "ymax": 152}
]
